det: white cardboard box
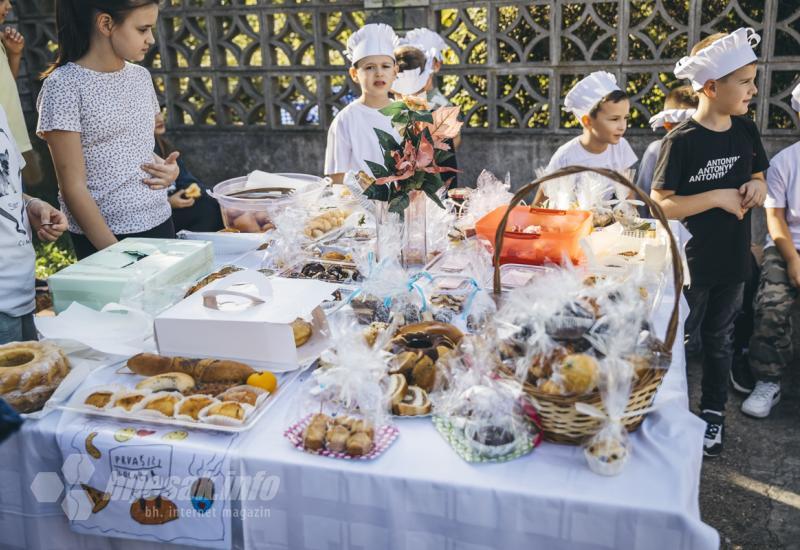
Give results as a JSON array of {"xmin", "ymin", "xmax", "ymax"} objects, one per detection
[{"xmin": 154, "ymin": 270, "xmax": 336, "ymax": 372}]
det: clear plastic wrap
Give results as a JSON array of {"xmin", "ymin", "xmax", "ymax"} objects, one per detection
[
  {"xmin": 495, "ymin": 262, "xmax": 667, "ymax": 393},
  {"xmin": 261, "ymin": 206, "xmax": 310, "ymax": 271},
  {"xmin": 578, "ymin": 352, "xmax": 635, "ymax": 476},
  {"xmin": 285, "ymin": 311, "xmax": 398, "ymax": 459},
  {"xmin": 423, "ymin": 240, "xmax": 497, "ymax": 333},
  {"xmin": 455, "ymin": 170, "xmax": 513, "ymax": 231},
  {"xmin": 432, "ymin": 335, "xmax": 541, "ymax": 462},
  {"xmin": 426, "ymin": 190, "xmax": 457, "ymax": 257}
]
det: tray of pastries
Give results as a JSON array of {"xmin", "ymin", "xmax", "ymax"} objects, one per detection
[{"xmin": 60, "ymin": 353, "xmax": 302, "ymax": 432}]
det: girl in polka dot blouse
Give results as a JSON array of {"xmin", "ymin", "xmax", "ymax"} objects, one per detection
[{"xmin": 36, "ymin": 0, "xmax": 179, "ymax": 260}]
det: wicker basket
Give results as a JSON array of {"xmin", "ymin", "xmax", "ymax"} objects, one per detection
[{"xmin": 492, "ymin": 165, "xmax": 684, "ymax": 445}]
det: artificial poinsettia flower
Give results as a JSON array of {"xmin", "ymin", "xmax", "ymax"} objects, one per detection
[
  {"xmin": 415, "ymin": 136, "xmax": 459, "ymax": 176},
  {"xmin": 377, "ymin": 140, "xmax": 418, "ymax": 185},
  {"xmin": 413, "ymin": 105, "xmax": 463, "ymax": 150},
  {"xmin": 402, "ymin": 94, "xmax": 431, "ymax": 112}
]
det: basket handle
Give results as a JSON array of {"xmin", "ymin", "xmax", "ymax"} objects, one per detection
[{"xmin": 491, "ymin": 165, "xmax": 684, "ymax": 350}]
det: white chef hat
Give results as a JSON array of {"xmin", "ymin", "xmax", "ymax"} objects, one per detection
[
  {"xmin": 400, "ymin": 28, "xmax": 447, "ymax": 62},
  {"xmin": 674, "ymin": 28, "xmax": 760, "ymax": 91},
  {"xmin": 346, "ymin": 23, "xmax": 398, "ymax": 66},
  {"xmin": 648, "ymin": 108, "xmax": 696, "ymax": 131},
  {"xmin": 563, "ymin": 71, "xmax": 622, "ymax": 123},
  {"xmin": 792, "ymin": 81, "xmax": 800, "ymax": 112},
  {"xmin": 391, "ymin": 47, "xmax": 436, "ymax": 96}
]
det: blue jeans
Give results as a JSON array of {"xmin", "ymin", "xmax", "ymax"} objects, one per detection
[
  {"xmin": 0, "ymin": 311, "xmax": 37, "ymax": 345},
  {"xmin": 684, "ymin": 282, "xmax": 745, "ymax": 413}
]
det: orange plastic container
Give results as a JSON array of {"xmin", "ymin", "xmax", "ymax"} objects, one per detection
[{"xmin": 475, "ymin": 206, "xmax": 593, "ymax": 266}]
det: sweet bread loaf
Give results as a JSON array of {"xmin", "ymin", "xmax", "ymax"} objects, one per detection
[
  {"xmin": 0, "ymin": 341, "xmax": 70, "ymax": 413},
  {"xmin": 127, "ymin": 354, "xmax": 255, "ymax": 384}
]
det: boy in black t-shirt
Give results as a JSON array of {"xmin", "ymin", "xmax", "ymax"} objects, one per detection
[{"xmin": 651, "ymin": 28, "xmax": 769, "ymax": 458}]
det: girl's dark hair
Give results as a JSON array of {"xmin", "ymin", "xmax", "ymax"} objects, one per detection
[
  {"xmin": 589, "ymin": 89, "xmax": 629, "ymax": 117},
  {"xmin": 42, "ymin": 0, "xmax": 159, "ymax": 78}
]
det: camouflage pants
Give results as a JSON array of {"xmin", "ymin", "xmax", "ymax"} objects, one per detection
[{"xmin": 749, "ymin": 247, "xmax": 799, "ymax": 381}]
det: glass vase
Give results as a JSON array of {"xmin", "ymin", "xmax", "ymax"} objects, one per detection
[
  {"xmin": 401, "ymin": 190, "xmax": 428, "ymax": 269},
  {"xmin": 373, "ymin": 191, "xmax": 428, "ymax": 269}
]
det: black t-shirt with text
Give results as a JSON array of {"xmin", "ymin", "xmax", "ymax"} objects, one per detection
[{"xmin": 652, "ymin": 116, "xmax": 769, "ymax": 285}]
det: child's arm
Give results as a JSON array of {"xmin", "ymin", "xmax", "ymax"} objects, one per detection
[
  {"xmin": 2, "ymin": 28, "xmax": 24, "ymax": 79},
  {"xmin": 739, "ymin": 172, "xmax": 767, "ymax": 209},
  {"xmin": 651, "ymin": 188, "xmax": 747, "ymax": 220},
  {"xmin": 766, "ymin": 207, "xmax": 800, "ymax": 287},
  {"xmin": 44, "ymin": 130, "xmax": 118, "ymax": 250}
]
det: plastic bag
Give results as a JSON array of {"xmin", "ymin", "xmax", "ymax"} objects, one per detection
[
  {"xmin": 580, "ymin": 353, "xmax": 635, "ymax": 476},
  {"xmin": 261, "ymin": 206, "xmax": 309, "ymax": 271},
  {"xmin": 432, "ymin": 335, "xmax": 541, "ymax": 461},
  {"xmin": 286, "ymin": 311, "xmax": 395, "ymax": 459},
  {"xmin": 495, "ymin": 262, "xmax": 666, "ymax": 393},
  {"xmin": 456, "ymin": 170, "xmax": 513, "ymax": 231},
  {"xmin": 426, "ymin": 190, "xmax": 458, "ymax": 257},
  {"xmin": 424, "ymin": 240, "xmax": 497, "ymax": 332}
]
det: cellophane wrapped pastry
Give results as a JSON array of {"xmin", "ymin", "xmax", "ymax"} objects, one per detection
[
  {"xmin": 261, "ymin": 206, "xmax": 309, "ymax": 271},
  {"xmin": 424, "ymin": 240, "xmax": 496, "ymax": 333},
  {"xmin": 350, "ymin": 214, "xmax": 427, "ymax": 328},
  {"xmin": 579, "ymin": 331, "xmax": 638, "ymax": 476},
  {"xmin": 495, "ymin": 263, "xmax": 668, "ymax": 396},
  {"xmin": 432, "ymin": 334, "xmax": 541, "ymax": 461},
  {"xmin": 287, "ymin": 312, "xmax": 396, "ymax": 459},
  {"xmin": 455, "ymin": 170, "xmax": 513, "ymax": 232}
]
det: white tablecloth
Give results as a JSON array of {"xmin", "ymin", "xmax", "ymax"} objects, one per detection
[{"xmin": 0, "ymin": 222, "xmax": 718, "ymax": 550}]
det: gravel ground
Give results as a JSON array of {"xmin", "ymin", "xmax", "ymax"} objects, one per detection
[{"xmin": 687, "ymin": 355, "xmax": 800, "ymax": 550}]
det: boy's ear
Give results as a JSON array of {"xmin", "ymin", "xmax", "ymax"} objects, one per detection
[
  {"xmin": 433, "ymin": 59, "xmax": 442, "ymax": 73},
  {"xmin": 702, "ymin": 80, "xmax": 717, "ymax": 98},
  {"xmin": 581, "ymin": 114, "xmax": 592, "ymax": 129},
  {"xmin": 348, "ymin": 66, "xmax": 359, "ymax": 84}
]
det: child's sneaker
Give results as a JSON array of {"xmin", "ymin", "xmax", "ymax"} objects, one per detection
[
  {"xmin": 741, "ymin": 381, "xmax": 780, "ymax": 418},
  {"xmin": 700, "ymin": 410, "xmax": 724, "ymax": 458},
  {"xmin": 729, "ymin": 354, "xmax": 755, "ymax": 394}
]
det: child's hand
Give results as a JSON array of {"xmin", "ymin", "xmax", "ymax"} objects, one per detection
[
  {"xmin": 168, "ymin": 190, "xmax": 195, "ymax": 209},
  {"xmin": 26, "ymin": 199, "xmax": 68, "ymax": 242},
  {"xmin": 142, "ymin": 151, "xmax": 180, "ymax": 190},
  {"xmin": 2, "ymin": 27, "xmax": 25, "ymax": 56},
  {"xmin": 739, "ymin": 178, "xmax": 767, "ymax": 209},
  {"xmin": 716, "ymin": 188, "xmax": 748, "ymax": 220}
]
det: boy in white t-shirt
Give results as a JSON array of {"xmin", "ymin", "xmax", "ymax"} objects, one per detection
[
  {"xmin": 741, "ymin": 82, "xmax": 800, "ymax": 419},
  {"xmin": 539, "ymin": 71, "xmax": 637, "ymax": 203},
  {"xmin": 0, "ymin": 105, "xmax": 67, "ymax": 344},
  {"xmin": 324, "ymin": 24, "xmax": 401, "ymax": 184}
]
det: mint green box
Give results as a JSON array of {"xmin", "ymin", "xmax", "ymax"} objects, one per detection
[{"xmin": 49, "ymin": 238, "xmax": 214, "ymax": 315}]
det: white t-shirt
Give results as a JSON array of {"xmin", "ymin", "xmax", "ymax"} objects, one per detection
[
  {"xmin": 545, "ymin": 136, "xmax": 638, "ymax": 200},
  {"xmin": 36, "ymin": 62, "xmax": 170, "ymax": 235},
  {"xmin": 545, "ymin": 136, "xmax": 638, "ymax": 174},
  {"xmin": 324, "ymin": 101, "xmax": 402, "ymax": 178},
  {"xmin": 764, "ymin": 141, "xmax": 800, "ymax": 250},
  {"xmin": 0, "ymin": 106, "xmax": 35, "ymax": 317}
]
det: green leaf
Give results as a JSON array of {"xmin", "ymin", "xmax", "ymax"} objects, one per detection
[
  {"xmin": 379, "ymin": 101, "xmax": 406, "ymax": 118},
  {"xmin": 422, "ymin": 180, "xmax": 446, "ymax": 209},
  {"xmin": 364, "ymin": 183, "xmax": 390, "ymax": 202},
  {"xmin": 410, "ymin": 111, "xmax": 434, "ymax": 124},
  {"xmin": 365, "ymin": 160, "xmax": 391, "ymax": 179},
  {"xmin": 388, "ymin": 194, "xmax": 410, "ymax": 215},
  {"xmin": 436, "ymin": 150, "xmax": 454, "ymax": 163},
  {"xmin": 374, "ymin": 128, "xmax": 401, "ymax": 153}
]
